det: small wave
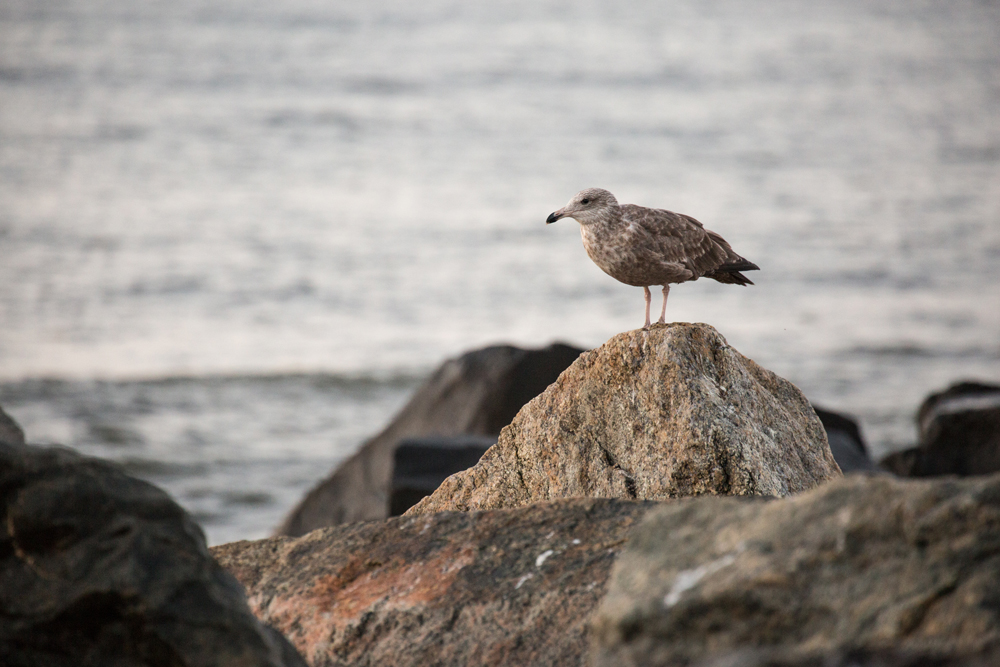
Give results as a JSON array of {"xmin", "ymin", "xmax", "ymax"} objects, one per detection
[
  {"xmin": 343, "ymin": 76, "xmax": 423, "ymax": 95},
  {"xmin": 939, "ymin": 144, "xmax": 1000, "ymax": 165},
  {"xmin": 86, "ymin": 423, "xmax": 145, "ymax": 447},
  {"xmin": 845, "ymin": 344, "xmax": 998, "ymax": 360},
  {"xmin": 221, "ymin": 491, "xmax": 275, "ymax": 507},
  {"xmin": 848, "ymin": 344, "xmax": 935, "ymax": 358},
  {"xmin": 0, "ymin": 370, "xmax": 424, "ymax": 398},
  {"xmin": 116, "ymin": 457, "xmax": 207, "ymax": 478},
  {"xmin": 265, "ymin": 109, "xmax": 360, "ymax": 130}
]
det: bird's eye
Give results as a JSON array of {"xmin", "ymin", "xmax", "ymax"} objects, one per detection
[{"xmin": 581, "ymin": 198, "xmax": 590, "ymax": 204}]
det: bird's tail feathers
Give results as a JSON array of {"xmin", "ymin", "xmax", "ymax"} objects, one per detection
[
  {"xmin": 708, "ymin": 270, "xmax": 754, "ymax": 286},
  {"xmin": 705, "ymin": 255, "xmax": 759, "ymax": 285},
  {"xmin": 718, "ymin": 258, "xmax": 760, "ymax": 273}
]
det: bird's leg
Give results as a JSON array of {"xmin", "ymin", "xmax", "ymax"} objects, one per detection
[
  {"xmin": 657, "ymin": 285, "xmax": 670, "ymax": 324},
  {"xmin": 643, "ymin": 286, "xmax": 652, "ymax": 329}
]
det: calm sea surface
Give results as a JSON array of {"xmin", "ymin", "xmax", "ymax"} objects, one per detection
[{"xmin": 2, "ymin": 0, "xmax": 998, "ymax": 544}]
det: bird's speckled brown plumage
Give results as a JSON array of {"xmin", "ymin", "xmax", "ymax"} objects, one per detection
[{"xmin": 546, "ymin": 188, "xmax": 759, "ymax": 328}]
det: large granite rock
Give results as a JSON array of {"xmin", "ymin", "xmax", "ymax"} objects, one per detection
[
  {"xmin": 0, "ymin": 404, "xmax": 25, "ymax": 445},
  {"xmin": 881, "ymin": 381, "xmax": 1000, "ymax": 477},
  {"xmin": 213, "ymin": 498, "xmax": 654, "ymax": 667},
  {"xmin": 591, "ymin": 473, "xmax": 1000, "ymax": 666},
  {"xmin": 407, "ymin": 323, "xmax": 840, "ymax": 515},
  {"xmin": 277, "ymin": 342, "xmax": 584, "ymax": 536},
  {"xmin": 0, "ymin": 442, "xmax": 306, "ymax": 667}
]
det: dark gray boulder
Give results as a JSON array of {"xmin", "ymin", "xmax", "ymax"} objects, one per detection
[
  {"xmin": 0, "ymin": 441, "xmax": 306, "ymax": 667},
  {"xmin": 880, "ymin": 381, "xmax": 1000, "ymax": 477},
  {"xmin": 388, "ymin": 435, "xmax": 496, "ymax": 516},
  {"xmin": 812, "ymin": 406, "xmax": 883, "ymax": 474},
  {"xmin": 0, "ymin": 404, "xmax": 25, "ymax": 445},
  {"xmin": 276, "ymin": 342, "xmax": 584, "ymax": 536}
]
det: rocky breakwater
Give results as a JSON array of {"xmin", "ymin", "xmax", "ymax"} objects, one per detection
[
  {"xmin": 213, "ymin": 323, "xmax": 843, "ymax": 665},
  {"xmin": 406, "ymin": 322, "xmax": 841, "ymax": 515}
]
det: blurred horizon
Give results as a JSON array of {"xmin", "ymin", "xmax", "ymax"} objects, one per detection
[{"xmin": 2, "ymin": 0, "xmax": 998, "ymax": 543}]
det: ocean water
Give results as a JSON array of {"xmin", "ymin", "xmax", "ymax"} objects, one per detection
[{"xmin": 1, "ymin": 0, "xmax": 998, "ymax": 545}]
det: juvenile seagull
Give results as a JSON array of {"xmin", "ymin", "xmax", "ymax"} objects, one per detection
[{"xmin": 546, "ymin": 188, "xmax": 759, "ymax": 329}]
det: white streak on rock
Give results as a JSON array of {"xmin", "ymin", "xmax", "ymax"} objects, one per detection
[
  {"xmin": 536, "ymin": 549, "xmax": 555, "ymax": 567},
  {"xmin": 663, "ymin": 552, "xmax": 739, "ymax": 608}
]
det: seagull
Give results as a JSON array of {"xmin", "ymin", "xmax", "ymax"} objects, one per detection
[{"xmin": 546, "ymin": 188, "xmax": 759, "ymax": 329}]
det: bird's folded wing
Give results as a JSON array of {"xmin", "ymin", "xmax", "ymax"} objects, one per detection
[{"xmin": 628, "ymin": 207, "xmax": 729, "ymax": 275}]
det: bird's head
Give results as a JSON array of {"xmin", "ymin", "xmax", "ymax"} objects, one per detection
[{"xmin": 546, "ymin": 188, "xmax": 618, "ymax": 226}]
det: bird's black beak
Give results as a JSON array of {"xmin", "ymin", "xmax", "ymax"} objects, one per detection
[{"xmin": 546, "ymin": 211, "xmax": 561, "ymax": 224}]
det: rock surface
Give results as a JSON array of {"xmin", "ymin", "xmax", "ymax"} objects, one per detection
[
  {"xmin": 0, "ymin": 404, "xmax": 25, "ymax": 445},
  {"xmin": 591, "ymin": 473, "xmax": 1000, "ymax": 667},
  {"xmin": 0, "ymin": 442, "xmax": 306, "ymax": 667},
  {"xmin": 881, "ymin": 381, "xmax": 1000, "ymax": 477},
  {"xmin": 213, "ymin": 498, "xmax": 654, "ymax": 667},
  {"xmin": 277, "ymin": 342, "xmax": 584, "ymax": 535},
  {"xmin": 407, "ymin": 323, "xmax": 840, "ymax": 515}
]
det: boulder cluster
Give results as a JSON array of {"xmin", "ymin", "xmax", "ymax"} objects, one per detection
[{"xmin": 3, "ymin": 323, "xmax": 999, "ymax": 666}]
